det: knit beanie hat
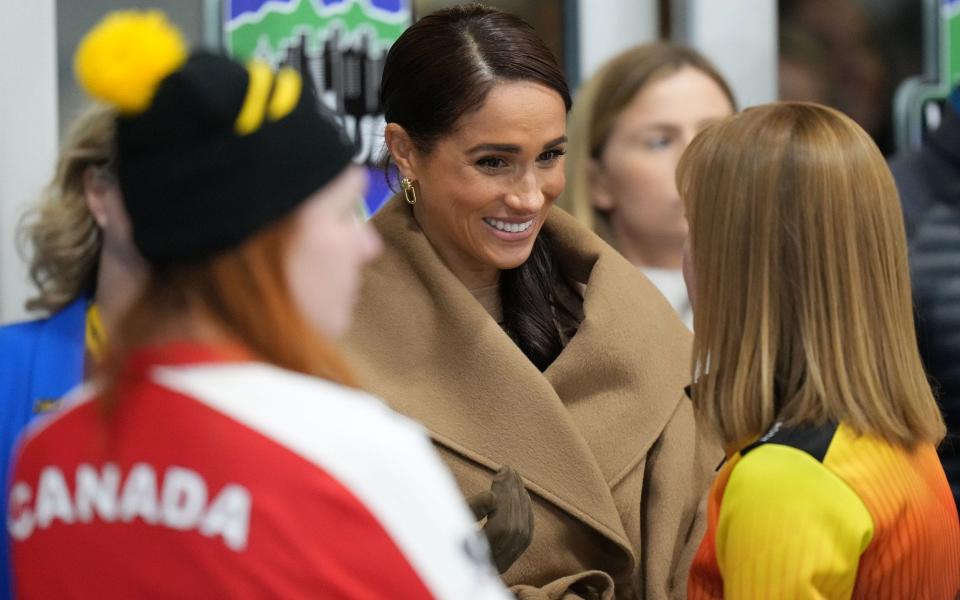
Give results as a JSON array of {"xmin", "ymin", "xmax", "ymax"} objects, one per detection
[{"xmin": 74, "ymin": 11, "xmax": 356, "ymax": 265}]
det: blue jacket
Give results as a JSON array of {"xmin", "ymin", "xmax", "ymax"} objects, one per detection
[{"xmin": 0, "ymin": 297, "xmax": 86, "ymax": 599}]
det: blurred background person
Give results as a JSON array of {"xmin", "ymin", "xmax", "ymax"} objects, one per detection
[
  {"xmin": 681, "ymin": 102, "xmax": 959, "ymax": 599},
  {"xmin": 778, "ymin": 0, "xmax": 897, "ymax": 154},
  {"xmin": 560, "ymin": 43, "xmax": 735, "ymax": 328},
  {"xmin": 777, "ymin": 25, "xmax": 829, "ymax": 105},
  {"xmin": 889, "ymin": 85, "xmax": 960, "ymax": 512},
  {"xmin": 10, "ymin": 11, "xmax": 511, "ymax": 599},
  {"xmin": 345, "ymin": 6, "xmax": 717, "ymax": 598},
  {"xmin": 0, "ymin": 104, "xmax": 146, "ymax": 600}
]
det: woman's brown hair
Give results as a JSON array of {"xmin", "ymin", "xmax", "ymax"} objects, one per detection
[
  {"xmin": 677, "ymin": 101, "xmax": 944, "ymax": 450},
  {"xmin": 101, "ymin": 213, "xmax": 356, "ymax": 411},
  {"xmin": 560, "ymin": 42, "xmax": 735, "ymax": 244},
  {"xmin": 380, "ymin": 3, "xmax": 577, "ymax": 371},
  {"xmin": 19, "ymin": 105, "xmax": 115, "ymax": 314}
]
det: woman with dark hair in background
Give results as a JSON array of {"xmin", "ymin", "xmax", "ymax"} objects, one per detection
[
  {"xmin": 344, "ymin": 5, "xmax": 717, "ymax": 598},
  {"xmin": 10, "ymin": 11, "xmax": 511, "ymax": 599},
  {"xmin": 560, "ymin": 43, "xmax": 735, "ymax": 328}
]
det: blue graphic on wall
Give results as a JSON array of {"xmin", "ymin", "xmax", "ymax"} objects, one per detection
[
  {"xmin": 224, "ymin": 0, "xmax": 411, "ymax": 216},
  {"xmin": 229, "ymin": 0, "xmax": 404, "ymax": 18}
]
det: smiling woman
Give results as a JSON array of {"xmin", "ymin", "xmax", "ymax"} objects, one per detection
[
  {"xmin": 378, "ymin": 10, "xmax": 579, "ymax": 371},
  {"xmin": 390, "ymin": 80, "xmax": 568, "ymax": 290},
  {"xmin": 344, "ymin": 4, "xmax": 720, "ymax": 598}
]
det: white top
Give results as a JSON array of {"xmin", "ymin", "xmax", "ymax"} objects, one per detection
[{"xmin": 640, "ymin": 267, "xmax": 693, "ymax": 330}]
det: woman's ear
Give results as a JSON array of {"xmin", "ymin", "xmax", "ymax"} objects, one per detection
[
  {"xmin": 588, "ymin": 158, "xmax": 616, "ymax": 212},
  {"xmin": 384, "ymin": 123, "xmax": 419, "ymax": 179},
  {"xmin": 83, "ymin": 166, "xmax": 111, "ymax": 228}
]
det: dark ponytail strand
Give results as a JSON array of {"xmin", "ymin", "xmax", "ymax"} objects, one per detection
[{"xmin": 500, "ymin": 231, "xmax": 579, "ymax": 371}]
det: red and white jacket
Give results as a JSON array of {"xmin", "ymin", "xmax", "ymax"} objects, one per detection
[{"xmin": 9, "ymin": 342, "xmax": 510, "ymax": 599}]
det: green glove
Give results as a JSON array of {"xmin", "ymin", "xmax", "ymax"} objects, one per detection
[{"xmin": 467, "ymin": 466, "xmax": 534, "ymax": 574}]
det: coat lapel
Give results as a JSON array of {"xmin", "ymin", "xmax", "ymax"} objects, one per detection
[
  {"xmin": 544, "ymin": 210, "xmax": 694, "ymax": 486},
  {"xmin": 29, "ymin": 297, "xmax": 87, "ymax": 410},
  {"xmin": 344, "ymin": 197, "xmax": 692, "ymax": 560}
]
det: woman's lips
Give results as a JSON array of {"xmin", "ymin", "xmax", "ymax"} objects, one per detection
[{"xmin": 482, "ymin": 216, "xmax": 537, "ymax": 240}]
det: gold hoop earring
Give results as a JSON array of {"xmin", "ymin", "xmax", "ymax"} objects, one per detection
[{"xmin": 400, "ymin": 176, "xmax": 417, "ymax": 205}]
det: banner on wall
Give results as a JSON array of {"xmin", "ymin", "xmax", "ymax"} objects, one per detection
[
  {"xmin": 224, "ymin": 0, "xmax": 412, "ymax": 215},
  {"xmin": 893, "ymin": 0, "xmax": 960, "ymax": 150},
  {"xmin": 946, "ymin": 0, "xmax": 960, "ymax": 85}
]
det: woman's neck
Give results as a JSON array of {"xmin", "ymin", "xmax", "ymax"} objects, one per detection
[
  {"xmin": 454, "ymin": 263, "xmax": 500, "ymax": 290},
  {"xmin": 143, "ymin": 308, "xmax": 237, "ymax": 347},
  {"xmin": 611, "ymin": 222, "xmax": 685, "ymax": 270},
  {"xmin": 92, "ymin": 243, "xmax": 148, "ymax": 336}
]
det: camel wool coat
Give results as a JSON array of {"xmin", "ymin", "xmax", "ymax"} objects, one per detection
[{"xmin": 343, "ymin": 198, "xmax": 719, "ymax": 599}]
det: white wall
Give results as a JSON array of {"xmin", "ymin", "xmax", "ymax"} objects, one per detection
[
  {"xmin": 57, "ymin": 1, "xmax": 204, "ymax": 136},
  {"xmin": 577, "ymin": 0, "xmax": 658, "ymax": 83},
  {"xmin": 0, "ymin": 0, "xmax": 58, "ymax": 324},
  {"xmin": 576, "ymin": 0, "xmax": 777, "ymax": 107},
  {"xmin": 673, "ymin": 0, "xmax": 778, "ymax": 108}
]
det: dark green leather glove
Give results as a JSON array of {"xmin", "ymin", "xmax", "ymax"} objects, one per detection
[
  {"xmin": 467, "ymin": 466, "xmax": 534, "ymax": 574},
  {"xmin": 570, "ymin": 582, "xmax": 603, "ymax": 600}
]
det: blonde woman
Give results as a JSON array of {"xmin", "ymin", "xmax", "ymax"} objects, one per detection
[
  {"xmin": 0, "ymin": 105, "xmax": 146, "ymax": 600},
  {"xmin": 560, "ymin": 43, "xmax": 735, "ymax": 328},
  {"xmin": 680, "ymin": 102, "xmax": 960, "ymax": 598}
]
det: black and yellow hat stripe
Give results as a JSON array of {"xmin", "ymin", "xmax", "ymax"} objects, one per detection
[{"xmin": 235, "ymin": 61, "xmax": 303, "ymax": 135}]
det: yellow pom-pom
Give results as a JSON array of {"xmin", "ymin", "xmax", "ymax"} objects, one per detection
[{"xmin": 74, "ymin": 10, "xmax": 187, "ymax": 114}]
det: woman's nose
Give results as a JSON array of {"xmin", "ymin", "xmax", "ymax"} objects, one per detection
[{"xmin": 504, "ymin": 172, "xmax": 544, "ymax": 212}]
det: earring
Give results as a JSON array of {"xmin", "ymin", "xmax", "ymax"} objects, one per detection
[{"xmin": 400, "ymin": 176, "xmax": 417, "ymax": 205}]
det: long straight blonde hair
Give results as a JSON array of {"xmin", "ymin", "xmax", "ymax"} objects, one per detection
[{"xmin": 677, "ymin": 102, "xmax": 944, "ymax": 450}]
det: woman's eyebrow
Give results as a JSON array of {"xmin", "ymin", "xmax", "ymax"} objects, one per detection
[
  {"xmin": 624, "ymin": 123, "xmax": 679, "ymax": 133},
  {"xmin": 467, "ymin": 136, "xmax": 568, "ymax": 155},
  {"xmin": 543, "ymin": 135, "xmax": 568, "ymax": 149},
  {"xmin": 467, "ymin": 143, "xmax": 522, "ymax": 154}
]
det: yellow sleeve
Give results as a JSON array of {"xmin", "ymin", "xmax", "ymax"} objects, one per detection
[{"xmin": 716, "ymin": 444, "xmax": 874, "ymax": 599}]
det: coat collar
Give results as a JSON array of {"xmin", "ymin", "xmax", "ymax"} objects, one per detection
[
  {"xmin": 29, "ymin": 297, "xmax": 88, "ymax": 410},
  {"xmin": 344, "ymin": 197, "xmax": 693, "ymax": 558}
]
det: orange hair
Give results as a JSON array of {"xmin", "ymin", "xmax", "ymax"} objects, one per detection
[{"xmin": 100, "ymin": 213, "xmax": 356, "ymax": 412}]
